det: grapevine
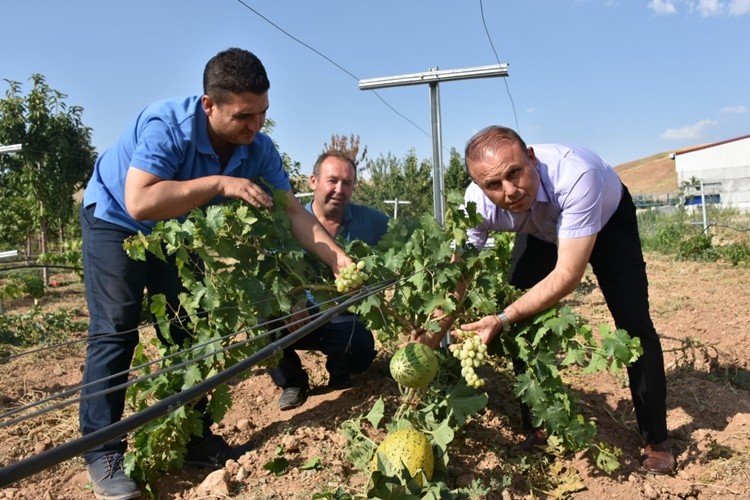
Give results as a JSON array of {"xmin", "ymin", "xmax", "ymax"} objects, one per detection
[{"xmin": 122, "ymin": 189, "xmax": 642, "ymax": 487}]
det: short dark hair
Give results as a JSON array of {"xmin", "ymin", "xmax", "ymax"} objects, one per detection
[
  {"xmin": 203, "ymin": 48, "xmax": 270, "ymax": 104},
  {"xmin": 312, "ymin": 151, "xmax": 357, "ymax": 181},
  {"xmin": 464, "ymin": 126, "xmax": 528, "ymax": 171}
]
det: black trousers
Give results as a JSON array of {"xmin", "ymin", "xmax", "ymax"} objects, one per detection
[
  {"xmin": 509, "ymin": 186, "xmax": 668, "ymax": 445},
  {"xmin": 267, "ymin": 314, "xmax": 376, "ymax": 389}
]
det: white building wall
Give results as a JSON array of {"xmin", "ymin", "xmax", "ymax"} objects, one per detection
[{"xmin": 675, "ymin": 135, "xmax": 750, "ymax": 212}]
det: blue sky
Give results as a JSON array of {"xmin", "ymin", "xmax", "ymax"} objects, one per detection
[{"xmin": 2, "ymin": 0, "xmax": 748, "ymax": 174}]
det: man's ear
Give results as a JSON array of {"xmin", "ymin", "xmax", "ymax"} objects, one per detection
[{"xmin": 201, "ymin": 95, "xmax": 214, "ymax": 116}]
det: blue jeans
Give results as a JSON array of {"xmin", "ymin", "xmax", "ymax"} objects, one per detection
[
  {"xmin": 267, "ymin": 314, "xmax": 376, "ymax": 389},
  {"xmin": 79, "ymin": 204, "xmax": 205, "ymax": 463}
]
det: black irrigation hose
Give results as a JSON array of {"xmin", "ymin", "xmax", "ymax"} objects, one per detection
[
  {"xmin": 0, "ymin": 281, "xmax": 392, "ymax": 487},
  {"xmin": 0, "ymin": 319, "xmax": 286, "ymax": 427},
  {"xmin": 0, "ymin": 302, "xmax": 339, "ymax": 426},
  {"xmin": 0, "ymin": 264, "xmax": 83, "ymax": 273},
  {"xmin": 0, "ymin": 280, "xmax": 397, "ymax": 423}
]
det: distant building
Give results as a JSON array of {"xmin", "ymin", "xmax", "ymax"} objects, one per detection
[{"xmin": 673, "ymin": 134, "xmax": 750, "ymax": 212}]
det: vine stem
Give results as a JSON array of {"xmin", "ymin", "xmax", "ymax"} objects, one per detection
[{"xmin": 377, "ymin": 302, "xmax": 417, "ymax": 333}]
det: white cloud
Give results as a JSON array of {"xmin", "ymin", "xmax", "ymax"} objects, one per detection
[
  {"xmin": 729, "ymin": 0, "xmax": 750, "ymax": 14},
  {"xmin": 661, "ymin": 119, "xmax": 717, "ymax": 140},
  {"xmin": 526, "ymin": 106, "xmax": 536, "ymax": 113},
  {"xmin": 720, "ymin": 105, "xmax": 748, "ymax": 114},
  {"xmin": 697, "ymin": 0, "xmax": 723, "ymax": 16},
  {"xmin": 649, "ymin": 0, "xmax": 750, "ymax": 15},
  {"xmin": 648, "ymin": 0, "xmax": 678, "ymax": 14}
]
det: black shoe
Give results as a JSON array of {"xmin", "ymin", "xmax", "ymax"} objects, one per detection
[
  {"xmin": 184, "ymin": 433, "xmax": 237, "ymax": 469},
  {"xmin": 278, "ymin": 386, "xmax": 307, "ymax": 410},
  {"xmin": 328, "ymin": 376, "xmax": 353, "ymax": 390},
  {"xmin": 87, "ymin": 453, "xmax": 141, "ymax": 500}
]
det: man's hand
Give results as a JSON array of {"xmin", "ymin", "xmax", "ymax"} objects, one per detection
[
  {"xmin": 285, "ymin": 305, "xmax": 311, "ymax": 333},
  {"xmin": 124, "ymin": 168, "xmax": 275, "ymax": 221},
  {"xmin": 410, "ymin": 327, "xmax": 447, "ymax": 351},
  {"xmin": 333, "ymin": 253, "xmax": 354, "ymax": 279},
  {"xmin": 457, "ymin": 314, "xmax": 504, "ymax": 345},
  {"xmin": 218, "ymin": 176, "xmax": 273, "ymax": 208}
]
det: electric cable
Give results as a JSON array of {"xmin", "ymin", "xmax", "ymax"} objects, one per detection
[
  {"xmin": 233, "ymin": 0, "xmax": 432, "ymax": 139},
  {"xmin": 478, "ymin": 0, "xmax": 520, "ymax": 132}
]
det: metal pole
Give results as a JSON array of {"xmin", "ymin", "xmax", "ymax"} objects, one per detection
[
  {"xmin": 700, "ymin": 179, "xmax": 708, "ymax": 233},
  {"xmin": 0, "ymin": 144, "xmax": 23, "ymax": 154},
  {"xmin": 359, "ymin": 64, "xmax": 509, "ymax": 225},
  {"xmin": 384, "ymin": 199, "xmax": 411, "ymax": 219},
  {"xmin": 429, "ymin": 74, "xmax": 445, "ymax": 227}
]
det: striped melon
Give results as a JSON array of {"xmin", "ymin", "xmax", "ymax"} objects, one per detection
[
  {"xmin": 371, "ymin": 428, "xmax": 434, "ymax": 486},
  {"xmin": 389, "ymin": 343, "xmax": 439, "ymax": 389}
]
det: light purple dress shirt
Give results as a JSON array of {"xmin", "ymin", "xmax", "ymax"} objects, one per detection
[{"xmin": 465, "ymin": 144, "xmax": 623, "ymax": 249}]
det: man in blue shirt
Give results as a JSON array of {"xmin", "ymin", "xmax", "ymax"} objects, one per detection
[
  {"xmin": 267, "ymin": 151, "xmax": 389, "ymax": 411},
  {"xmin": 418, "ymin": 126, "xmax": 675, "ymax": 475},
  {"xmin": 79, "ymin": 49, "xmax": 352, "ymax": 499}
]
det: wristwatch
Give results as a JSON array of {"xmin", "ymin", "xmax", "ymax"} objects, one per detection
[{"xmin": 497, "ymin": 310, "xmax": 511, "ymax": 331}]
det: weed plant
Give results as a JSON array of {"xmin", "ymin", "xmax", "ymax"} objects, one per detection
[{"xmin": 637, "ymin": 204, "xmax": 750, "ymax": 266}]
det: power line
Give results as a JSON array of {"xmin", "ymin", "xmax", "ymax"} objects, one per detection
[
  {"xmin": 233, "ymin": 0, "xmax": 432, "ymax": 140},
  {"xmin": 479, "ymin": 0, "xmax": 520, "ymax": 132}
]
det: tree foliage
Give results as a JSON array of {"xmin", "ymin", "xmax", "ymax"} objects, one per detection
[
  {"xmin": 0, "ymin": 75, "xmax": 96, "ymax": 251},
  {"xmin": 261, "ymin": 118, "xmax": 308, "ymax": 194},
  {"xmin": 443, "ymin": 147, "xmax": 471, "ymax": 195},
  {"xmin": 323, "ymin": 133, "xmax": 368, "ymax": 167},
  {"xmin": 354, "ymin": 149, "xmax": 434, "ymax": 220}
]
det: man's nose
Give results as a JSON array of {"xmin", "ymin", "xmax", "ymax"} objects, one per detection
[{"xmin": 249, "ymin": 115, "xmax": 263, "ymax": 132}]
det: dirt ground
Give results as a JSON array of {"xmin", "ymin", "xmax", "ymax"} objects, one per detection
[{"xmin": 1, "ymin": 250, "xmax": 749, "ymax": 499}]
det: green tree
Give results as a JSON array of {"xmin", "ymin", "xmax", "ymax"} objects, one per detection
[
  {"xmin": 443, "ymin": 147, "xmax": 471, "ymax": 194},
  {"xmin": 354, "ymin": 149, "xmax": 433, "ymax": 220},
  {"xmin": 0, "ymin": 75, "xmax": 96, "ymax": 264}
]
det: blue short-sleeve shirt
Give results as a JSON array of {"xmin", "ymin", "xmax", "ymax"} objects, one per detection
[
  {"xmin": 303, "ymin": 201, "xmax": 389, "ymax": 309},
  {"xmin": 304, "ymin": 201, "xmax": 389, "ymax": 246},
  {"xmin": 83, "ymin": 96, "xmax": 290, "ymax": 234}
]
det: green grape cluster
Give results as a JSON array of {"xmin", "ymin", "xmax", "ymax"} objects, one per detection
[
  {"xmin": 335, "ymin": 260, "xmax": 369, "ymax": 293},
  {"xmin": 451, "ymin": 331, "xmax": 488, "ymax": 389}
]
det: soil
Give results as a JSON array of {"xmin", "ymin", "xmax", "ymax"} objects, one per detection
[{"xmin": 1, "ymin": 251, "xmax": 750, "ymax": 499}]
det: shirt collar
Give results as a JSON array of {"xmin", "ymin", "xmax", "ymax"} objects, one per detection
[{"xmin": 305, "ymin": 200, "xmax": 353, "ymax": 235}]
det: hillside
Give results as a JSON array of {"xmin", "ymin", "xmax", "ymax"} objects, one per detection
[
  {"xmin": 613, "ymin": 145, "xmax": 702, "ymax": 195},
  {"xmin": 614, "ymin": 151, "xmax": 678, "ymax": 195}
]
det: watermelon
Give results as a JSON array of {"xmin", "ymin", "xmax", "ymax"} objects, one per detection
[
  {"xmin": 371, "ymin": 428, "xmax": 434, "ymax": 485},
  {"xmin": 389, "ymin": 342, "xmax": 439, "ymax": 388}
]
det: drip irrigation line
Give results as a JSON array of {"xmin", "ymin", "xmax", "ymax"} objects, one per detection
[
  {"xmin": 0, "ymin": 278, "xmax": 399, "ymax": 426},
  {"xmin": 0, "ymin": 315, "xmax": 287, "ymax": 426},
  {"xmin": 0, "ymin": 264, "xmax": 82, "ymax": 272},
  {"xmin": 0, "ymin": 298, "xmax": 340, "ymax": 425},
  {"xmin": 0, "ymin": 280, "xmax": 392, "ymax": 487},
  {"xmin": 1, "ymin": 303, "xmax": 251, "ymax": 363}
]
